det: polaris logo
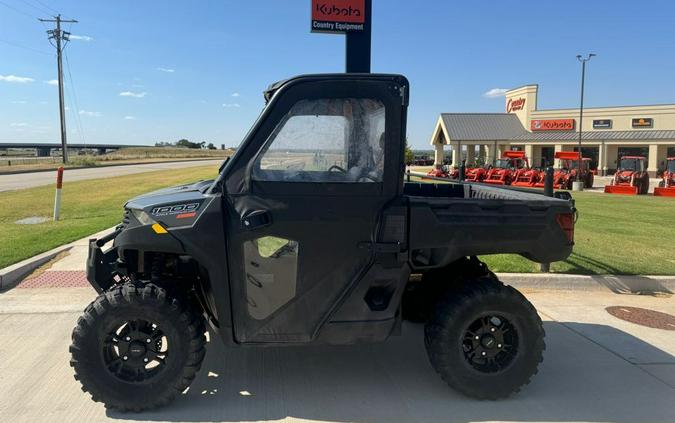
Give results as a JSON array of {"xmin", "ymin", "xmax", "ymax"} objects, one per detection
[{"xmin": 151, "ymin": 203, "xmax": 200, "ymax": 217}]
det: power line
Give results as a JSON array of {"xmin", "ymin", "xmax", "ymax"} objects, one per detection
[
  {"xmin": 64, "ymin": 52, "xmax": 86, "ymax": 145},
  {"xmin": 15, "ymin": 0, "xmax": 52, "ymax": 16},
  {"xmin": 0, "ymin": 0, "xmax": 35, "ymax": 19},
  {"xmin": 32, "ymin": 0, "xmax": 58, "ymax": 15},
  {"xmin": 39, "ymin": 14, "xmax": 78, "ymax": 164},
  {"xmin": 0, "ymin": 37, "xmax": 52, "ymax": 55}
]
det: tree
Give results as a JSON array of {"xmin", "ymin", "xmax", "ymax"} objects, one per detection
[
  {"xmin": 176, "ymin": 139, "xmax": 203, "ymax": 149},
  {"xmin": 206, "ymin": 143, "xmax": 217, "ymax": 150},
  {"xmin": 404, "ymin": 141, "xmax": 414, "ymax": 165}
]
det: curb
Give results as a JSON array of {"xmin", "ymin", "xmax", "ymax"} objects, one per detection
[
  {"xmin": 0, "ymin": 245, "xmax": 73, "ymax": 292},
  {"xmin": 0, "ymin": 227, "xmax": 116, "ymax": 293},
  {"xmin": 498, "ymin": 273, "xmax": 675, "ymax": 294}
]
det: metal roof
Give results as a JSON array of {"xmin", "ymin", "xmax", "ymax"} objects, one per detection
[
  {"xmin": 440, "ymin": 113, "xmax": 528, "ymax": 140},
  {"xmin": 441, "ymin": 113, "xmax": 675, "ymax": 141},
  {"xmin": 509, "ymin": 130, "xmax": 675, "ymax": 141}
]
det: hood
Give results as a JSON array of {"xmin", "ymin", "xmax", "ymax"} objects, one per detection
[{"xmin": 125, "ymin": 179, "xmax": 214, "ymax": 210}]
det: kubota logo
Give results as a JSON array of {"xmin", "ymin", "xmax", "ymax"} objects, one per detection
[
  {"xmin": 315, "ymin": 3, "xmax": 361, "ymax": 18},
  {"xmin": 312, "ymin": 0, "xmax": 365, "ymax": 24},
  {"xmin": 506, "ymin": 98, "xmax": 525, "ymax": 113}
]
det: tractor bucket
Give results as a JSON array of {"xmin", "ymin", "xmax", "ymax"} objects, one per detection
[
  {"xmin": 484, "ymin": 180, "xmax": 508, "ymax": 185},
  {"xmin": 654, "ymin": 187, "xmax": 675, "ymax": 197},
  {"xmin": 604, "ymin": 185, "xmax": 638, "ymax": 195},
  {"xmin": 512, "ymin": 181, "xmax": 534, "ymax": 187}
]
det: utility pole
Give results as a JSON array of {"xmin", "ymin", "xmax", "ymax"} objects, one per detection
[
  {"xmin": 574, "ymin": 53, "xmax": 595, "ymax": 191},
  {"xmin": 39, "ymin": 14, "xmax": 77, "ymax": 164}
]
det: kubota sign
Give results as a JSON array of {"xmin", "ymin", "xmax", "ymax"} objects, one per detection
[
  {"xmin": 530, "ymin": 119, "xmax": 575, "ymax": 131},
  {"xmin": 506, "ymin": 98, "xmax": 526, "ymax": 113},
  {"xmin": 311, "ymin": 0, "xmax": 365, "ymax": 33}
]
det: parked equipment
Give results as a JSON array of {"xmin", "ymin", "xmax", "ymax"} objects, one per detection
[
  {"xmin": 654, "ymin": 157, "xmax": 675, "ymax": 197},
  {"xmin": 535, "ymin": 152, "xmax": 593, "ymax": 190},
  {"xmin": 464, "ymin": 165, "xmax": 488, "ymax": 182},
  {"xmin": 604, "ymin": 156, "xmax": 650, "ymax": 195},
  {"xmin": 484, "ymin": 151, "xmax": 529, "ymax": 185},
  {"xmin": 511, "ymin": 166, "xmax": 541, "ymax": 187}
]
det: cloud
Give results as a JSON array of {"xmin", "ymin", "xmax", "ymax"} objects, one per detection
[
  {"xmin": 119, "ymin": 91, "xmax": 147, "ymax": 98},
  {"xmin": 124, "ymin": 116, "xmax": 136, "ymax": 120},
  {"xmin": 222, "ymin": 103, "xmax": 241, "ymax": 108},
  {"xmin": 156, "ymin": 67, "xmax": 175, "ymax": 73},
  {"xmin": 69, "ymin": 35, "xmax": 93, "ymax": 41},
  {"xmin": 11, "ymin": 100, "xmax": 27, "ymax": 104},
  {"xmin": 231, "ymin": 92, "xmax": 240, "ymax": 97},
  {"xmin": 131, "ymin": 84, "xmax": 144, "ymax": 88},
  {"xmin": 79, "ymin": 110, "xmax": 101, "ymax": 117},
  {"xmin": 39, "ymin": 101, "xmax": 48, "ymax": 105},
  {"xmin": 0, "ymin": 74, "xmax": 34, "ymax": 83},
  {"xmin": 45, "ymin": 79, "xmax": 59, "ymax": 86},
  {"xmin": 483, "ymin": 88, "xmax": 509, "ymax": 98},
  {"xmin": 10, "ymin": 122, "xmax": 27, "ymax": 127}
]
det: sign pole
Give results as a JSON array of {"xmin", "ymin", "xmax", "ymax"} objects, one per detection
[
  {"xmin": 311, "ymin": 0, "xmax": 370, "ymax": 73},
  {"xmin": 345, "ymin": 0, "xmax": 371, "ymax": 73}
]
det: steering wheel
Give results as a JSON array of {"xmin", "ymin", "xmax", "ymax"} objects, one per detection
[{"xmin": 328, "ymin": 165, "xmax": 347, "ymax": 174}]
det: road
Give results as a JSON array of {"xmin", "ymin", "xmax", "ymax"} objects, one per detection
[
  {"xmin": 0, "ymin": 246, "xmax": 673, "ymax": 423},
  {"xmin": 0, "ymin": 159, "xmax": 223, "ymax": 192}
]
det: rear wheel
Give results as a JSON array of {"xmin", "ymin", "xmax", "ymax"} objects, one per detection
[
  {"xmin": 70, "ymin": 283, "xmax": 206, "ymax": 411},
  {"xmin": 424, "ymin": 278, "xmax": 544, "ymax": 399}
]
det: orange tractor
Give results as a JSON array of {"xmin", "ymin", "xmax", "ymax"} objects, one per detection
[
  {"xmin": 533, "ymin": 151, "xmax": 594, "ymax": 189},
  {"xmin": 426, "ymin": 166, "xmax": 459, "ymax": 179},
  {"xmin": 484, "ymin": 151, "xmax": 529, "ymax": 185},
  {"xmin": 654, "ymin": 157, "xmax": 675, "ymax": 197},
  {"xmin": 464, "ymin": 165, "xmax": 489, "ymax": 182},
  {"xmin": 604, "ymin": 156, "xmax": 650, "ymax": 195}
]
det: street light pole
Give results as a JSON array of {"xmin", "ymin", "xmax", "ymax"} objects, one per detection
[{"xmin": 575, "ymin": 53, "xmax": 595, "ymax": 190}]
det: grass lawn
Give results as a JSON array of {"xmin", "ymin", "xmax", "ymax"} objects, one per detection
[
  {"xmin": 0, "ymin": 165, "xmax": 217, "ymax": 269},
  {"xmin": 481, "ymin": 191, "xmax": 675, "ymax": 275}
]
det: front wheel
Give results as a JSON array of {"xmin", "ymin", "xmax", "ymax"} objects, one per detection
[
  {"xmin": 70, "ymin": 283, "xmax": 207, "ymax": 411},
  {"xmin": 424, "ymin": 278, "xmax": 544, "ymax": 399}
]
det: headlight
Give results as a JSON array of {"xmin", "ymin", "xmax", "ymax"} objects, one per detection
[{"xmin": 131, "ymin": 209, "xmax": 156, "ymax": 225}]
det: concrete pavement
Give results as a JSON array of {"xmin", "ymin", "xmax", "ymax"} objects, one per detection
[
  {"xmin": 1, "ymin": 248, "xmax": 674, "ymax": 422},
  {"xmin": 0, "ymin": 159, "xmax": 222, "ymax": 192}
]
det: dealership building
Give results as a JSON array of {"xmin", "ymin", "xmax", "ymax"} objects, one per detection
[{"xmin": 430, "ymin": 84, "xmax": 675, "ymax": 176}]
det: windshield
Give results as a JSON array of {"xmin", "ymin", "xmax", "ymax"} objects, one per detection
[
  {"xmin": 668, "ymin": 160, "xmax": 675, "ymax": 173},
  {"xmin": 619, "ymin": 158, "xmax": 640, "ymax": 171}
]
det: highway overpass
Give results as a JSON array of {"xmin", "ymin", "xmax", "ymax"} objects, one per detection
[{"xmin": 0, "ymin": 143, "xmax": 151, "ymax": 156}]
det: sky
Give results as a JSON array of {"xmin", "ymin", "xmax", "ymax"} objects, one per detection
[{"xmin": 1, "ymin": 0, "xmax": 675, "ymax": 149}]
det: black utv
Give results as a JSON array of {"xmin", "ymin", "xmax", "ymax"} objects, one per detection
[{"xmin": 71, "ymin": 74, "xmax": 576, "ymax": 411}]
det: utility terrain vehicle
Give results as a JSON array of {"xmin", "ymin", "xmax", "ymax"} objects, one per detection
[{"xmin": 71, "ymin": 74, "xmax": 576, "ymax": 411}]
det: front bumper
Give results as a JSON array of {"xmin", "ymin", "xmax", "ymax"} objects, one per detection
[{"xmin": 86, "ymin": 229, "xmax": 121, "ymax": 293}]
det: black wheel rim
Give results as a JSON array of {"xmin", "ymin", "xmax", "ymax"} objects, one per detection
[
  {"xmin": 103, "ymin": 319, "xmax": 169, "ymax": 383},
  {"xmin": 461, "ymin": 314, "xmax": 519, "ymax": 373}
]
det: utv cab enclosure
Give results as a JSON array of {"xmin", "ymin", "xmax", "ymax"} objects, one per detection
[{"xmin": 72, "ymin": 74, "xmax": 576, "ymax": 411}]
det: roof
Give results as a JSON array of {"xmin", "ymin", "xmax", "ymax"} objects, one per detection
[
  {"xmin": 440, "ymin": 113, "xmax": 528, "ymax": 140},
  {"xmin": 440, "ymin": 113, "xmax": 675, "ymax": 141},
  {"xmin": 509, "ymin": 130, "xmax": 675, "ymax": 141}
]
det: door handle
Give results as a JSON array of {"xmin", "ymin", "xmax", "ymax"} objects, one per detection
[{"xmin": 242, "ymin": 210, "xmax": 272, "ymax": 230}]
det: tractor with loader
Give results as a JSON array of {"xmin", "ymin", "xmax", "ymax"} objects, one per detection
[
  {"xmin": 534, "ymin": 152, "xmax": 593, "ymax": 190},
  {"xmin": 654, "ymin": 157, "xmax": 675, "ymax": 197},
  {"xmin": 604, "ymin": 156, "xmax": 650, "ymax": 195},
  {"xmin": 483, "ymin": 151, "xmax": 529, "ymax": 185},
  {"xmin": 71, "ymin": 73, "xmax": 576, "ymax": 411}
]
